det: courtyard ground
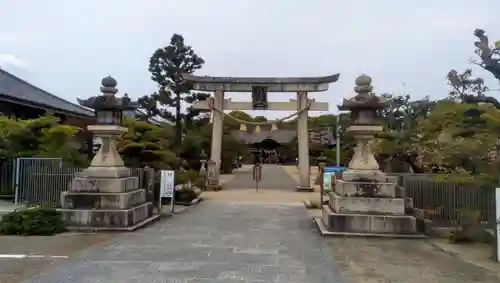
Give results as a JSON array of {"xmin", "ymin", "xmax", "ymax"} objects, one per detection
[
  {"xmin": 1, "ymin": 165, "xmax": 499, "ymax": 282},
  {"xmin": 0, "ymin": 233, "xmax": 117, "ymax": 283}
]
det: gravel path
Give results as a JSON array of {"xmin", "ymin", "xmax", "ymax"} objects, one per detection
[{"xmin": 22, "ymin": 201, "xmax": 346, "ymax": 283}]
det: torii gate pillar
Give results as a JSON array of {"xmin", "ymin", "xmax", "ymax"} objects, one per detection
[
  {"xmin": 210, "ymin": 90, "xmax": 224, "ymax": 177},
  {"xmin": 182, "ymin": 73, "xmax": 340, "ymax": 191},
  {"xmin": 296, "ymin": 91, "xmax": 312, "ymax": 191}
]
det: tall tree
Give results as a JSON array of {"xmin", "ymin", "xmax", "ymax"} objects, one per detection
[
  {"xmin": 446, "ymin": 69, "xmax": 488, "ymax": 102},
  {"xmin": 473, "ymin": 29, "xmax": 500, "ymax": 82},
  {"xmin": 147, "ymin": 33, "xmax": 206, "ymax": 145}
]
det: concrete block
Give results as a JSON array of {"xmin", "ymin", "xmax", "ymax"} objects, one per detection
[
  {"xmin": 335, "ymin": 180, "xmax": 397, "ymax": 198},
  {"xmin": 322, "ymin": 206, "xmax": 417, "ymax": 234},
  {"xmin": 69, "ymin": 177, "xmax": 138, "ymax": 193},
  {"xmin": 59, "ymin": 202, "xmax": 153, "ymax": 228},
  {"xmin": 75, "ymin": 166, "xmax": 130, "ymax": 178},
  {"xmin": 329, "ymin": 194, "xmax": 405, "ymax": 215},
  {"xmin": 61, "ymin": 189, "xmax": 146, "ymax": 209}
]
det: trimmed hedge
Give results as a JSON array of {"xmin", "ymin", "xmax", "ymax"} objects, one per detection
[{"xmin": 0, "ymin": 208, "xmax": 67, "ymax": 236}]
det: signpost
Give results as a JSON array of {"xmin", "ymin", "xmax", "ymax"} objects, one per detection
[
  {"xmin": 160, "ymin": 170, "xmax": 175, "ymax": 213},
  {"xmin": 206, "ymin": 160, "xmax": 219, "ymax": 190},
  {"xmin": 253, "ymin": 163, "xmax": 262, "ymax": 192},
  {"xmin": 496, "ymin": 187, "xmax": 500, "ymax": 262}
]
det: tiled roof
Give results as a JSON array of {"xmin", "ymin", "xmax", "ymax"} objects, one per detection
[
  {"xmin": 123, "ymin": 109, "xmax": 171, "ymax": 125},
  {"xmin": 0, "ymin": 68, "xmax": 94, "ymax": 117}
]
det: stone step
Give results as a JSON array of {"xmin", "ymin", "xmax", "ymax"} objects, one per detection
[
  {"xmin": 313, "ymin": 218, "xmax": 427, "ymax": 239},
  {"xmin": 329, "ymin": 194, "xmax": 406, "ymax": 215},
  {"xmin": 59, "ymin": 202, "xmax": 154, "ymax": 228},
  {"xmin": 321, "ymin": 205, "xmax": 417, "ymax": 235},
  {"xmin": 61, "ymin": 189, "xmax": 146, "ymax": 210}
]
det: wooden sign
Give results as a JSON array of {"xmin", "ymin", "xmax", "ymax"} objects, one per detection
[
  {"xmin": 251, "ymin": 86, "xmax": 268, "ymax": 110},
  {"xmin": 252, "ymin": 164, "xmax": 262, "ymax": 181}
]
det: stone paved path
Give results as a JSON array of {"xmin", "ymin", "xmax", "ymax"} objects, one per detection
[
  {"xmin": 22, "ymin": 201, "xmax": 345, "ymax": 283},
  {"xmin": 224, "ymin": 165, "xmax": 298, "ymax": 191}
]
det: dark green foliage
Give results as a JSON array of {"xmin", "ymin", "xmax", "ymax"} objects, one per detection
[
  {"xmin": 449, "ymin": 209, "xmax": 489, "ymax": 243},
  {"xmin": 192, "ymin": 178, "xmax": 206, "ymax": 190},
  {"xmin": 0, "ymin": 208, "xmax": 67, "ymax": 236},
  {"xmin": 144, "ymin": 33, "xmax": 207, "ymax": 145},
  {"xmin": 117, "ymin": 118, "xmax": 179, "ymax": 169},
  {"xmin": 173, "ymin": 170, "xmax": 200, "ymax": 186}
]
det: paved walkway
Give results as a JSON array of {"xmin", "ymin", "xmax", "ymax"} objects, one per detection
[
  {"xmin": 22, "ymin": 201, "xmax": 345, "ymax": 283},
  {"xmin": 224, "ymin": 165, "xmax": 298, "ymax": 191}
]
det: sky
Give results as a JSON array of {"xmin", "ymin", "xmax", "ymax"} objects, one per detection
[{"xmin": 0, "ymin": 0, "xmax": 499, "ymax": 119}]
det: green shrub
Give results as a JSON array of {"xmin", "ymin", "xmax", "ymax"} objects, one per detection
[
  {"xmin": 193, "ymin": 177, "xmax": 206, "ymax": 190},
  {"xmin": 0, "ymin": 208, "xmax": 67, "ymax": 236},
  {"xmin": 449, "ymin": 209, "xmax": 488, "ymax": 243},
  {"xmin": 175, "ymin": 188, "xmax": 199, "ymax": 203},
  {"xmin": 174, "ymin": 170, "xmax": 200, "ymax": 185}
]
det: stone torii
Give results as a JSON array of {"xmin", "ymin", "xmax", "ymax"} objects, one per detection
[{"xmin": 182, "ymin": 73, "xmax": 340, "ymax": 191}]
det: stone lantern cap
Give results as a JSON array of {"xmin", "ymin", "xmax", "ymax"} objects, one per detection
[
  {"xmin": 317, "ymin": 152, "xmax": 327, "ymax": 163},
  {"xmin": 77, "ymin": 75, "xmax": 138, "ymax": 111},
  {"xmin": 338, "ymin": 74, "xmax": 389, "ymax": 111}
]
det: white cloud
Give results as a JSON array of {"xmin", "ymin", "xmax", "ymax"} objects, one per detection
[{"xmin": 0, "ymin": 54, "xmax": 33, "ymax": 71}]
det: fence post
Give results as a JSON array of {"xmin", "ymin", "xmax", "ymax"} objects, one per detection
[{"xmin": 13, "ymin": 158, "xmax": 20, "ymax": 204}]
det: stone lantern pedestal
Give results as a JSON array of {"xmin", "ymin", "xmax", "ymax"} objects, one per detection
[
  {"xmin": 59, "ymin": 76, "xmax": 159, "ymax": 231},
  {"xmin": 315, "ymin": 75, "xmax": 426, "ymax": 238}
]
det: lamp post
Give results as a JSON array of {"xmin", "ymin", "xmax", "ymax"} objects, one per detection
[
  {"xmin": 317, "ymin": 153, "xmax": 327, "ymax": 205},
  {"xmin": 199, "ymin": 150, "xmax": 207, "ymax": 174}
]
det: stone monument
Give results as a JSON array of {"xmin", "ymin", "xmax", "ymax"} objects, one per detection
[
  {"xmin": 59, "ymin": 76, "xmax": 159, "ymax": 231},
  {"xmin": 315, "ymin": 74, "xmax": 425, "ymax": 237}
]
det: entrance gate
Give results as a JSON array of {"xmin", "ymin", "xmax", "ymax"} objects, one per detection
[{"xmin": 182, "ymin": 74, "xmax": 340, "ymax": 191}]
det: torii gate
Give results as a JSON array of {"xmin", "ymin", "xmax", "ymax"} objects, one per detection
[{"xmin": 182, "ymin": 74, "xmax": 340, "ymax": 191}]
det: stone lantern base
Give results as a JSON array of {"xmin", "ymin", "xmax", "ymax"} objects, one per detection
[{"xmin": 58, "ymin": 125, "xmax": 159, "ymax": 232}]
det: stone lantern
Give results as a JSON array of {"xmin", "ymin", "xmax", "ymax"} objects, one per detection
[
  {"xmin": 315, "ymin": 152, "xmax": 327, "ymax": 185},
  {"xmin": 199, "ymin": 150, "xmax": 208, "ymax": 174},
  {"xmin": 76, "ymin": 76, "xmax": 137, "ymax": 177},
  {"xmin": 317, "ymin": 152, "xmax": 327, "ymax": 171},
  {"xmin": 316, "ymin": 74, "xmax": 422, "ymax": 237},
  {"xmin": 338, "ymin": 74, "xmax": 389, "ymax": 182},
  {"xmin": 59, "ymin": 76, "xmax": 158, "ymax": 231}
]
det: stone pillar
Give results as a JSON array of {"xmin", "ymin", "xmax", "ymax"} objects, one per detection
[
  {"xmin": 296, "ymin": 91, "xmax": 313, "ymax": 191},
  {"xmin": 210, "ymin": 90, "xmax": 224, "ymax": 176}
]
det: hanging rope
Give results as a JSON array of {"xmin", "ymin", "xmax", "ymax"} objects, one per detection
[{"xmin": 209, "ymin": 99, "xmax": 313, "ymax": 126}]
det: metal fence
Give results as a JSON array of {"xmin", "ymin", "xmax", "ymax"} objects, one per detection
[
  {"xmin": 391, "ymin": 173, "xmax": 495, "ymax": 227},
  {"xmin": 0, "ymin": 157, "xmax": 155, "ymax": 207},
  {"xmin": 19, "ymin": 166, "xmax": 153, "ymax": 207},
  {"xmin": 0, "ymin": 159, "xmax": 14, "ymax": 199}
]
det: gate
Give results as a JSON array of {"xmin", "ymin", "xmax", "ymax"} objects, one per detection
[
  {"xmin": 14, "ymin": 158, "xmax": 64, "ymax": 205},
  {"xmin": 0, "ymin": 159, "xmax": 15, "ymax": 199}
]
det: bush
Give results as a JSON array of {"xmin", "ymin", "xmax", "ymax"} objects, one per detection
[
  {"xmin": 0, "ymin": 208, "xmax": 67, "ymax": 236},
  {"xmin": 175, "ymin": 187, "xmax": 199, "ymax": 203},
  {"xmin": 449, "ymin": 209, "xmax": 489, "ymax": 243},
  {"xmin": 193, "ymin": 177, "xmax": 206, "ymax": 190},
  {"xmin": 174, "ymin": 170, "xmax": 200, "ymax": 185}
]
